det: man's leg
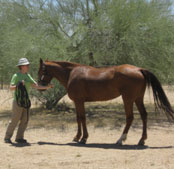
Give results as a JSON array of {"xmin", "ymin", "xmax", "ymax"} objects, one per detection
[
  {"xmin": 16, "ymin": 108, "xmax": 30, "ymax": 142},
  {"xmin": 4, "ymin": 101, "xmax": 23, "ymax": 141}
]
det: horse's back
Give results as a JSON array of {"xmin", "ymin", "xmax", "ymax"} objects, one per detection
[{"xmin": 67, "ymin": 64, "xmax": 146, "ymax": 102}]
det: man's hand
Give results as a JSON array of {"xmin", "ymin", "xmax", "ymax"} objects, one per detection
[
  {"xmin": 48, "ymin": 84, "xmax": 54, "ymax": 88},
  {"xmin": 32, "ymin": 83, "xmax": 53, "ymax": 90},
  {"xmin": 22, "ymin": 80, "xmax": 25, "ymax": 86}
]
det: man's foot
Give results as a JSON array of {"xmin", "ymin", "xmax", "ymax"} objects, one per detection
[
  {"xmin": 4, "ymin": 138, "xmax": 12, "ymax": 144},
  {"xmin": 15, "ymin": 139, "xmax": 27, "ymax": 143}
]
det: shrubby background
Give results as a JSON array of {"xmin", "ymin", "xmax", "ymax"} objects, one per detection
[{"xmin": 1, "ymin": 0, "xmax": 174, "ymax": 109}]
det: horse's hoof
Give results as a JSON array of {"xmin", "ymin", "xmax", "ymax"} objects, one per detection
[
  {"xmin": 73, "ymin": 137, "xmax": 79, "ymax": 143},
  {"xmin": 115, "ymin": 141, "xmax": 122, "ymax": 146},
  {"xmin": 138, "ymin": 140, "xmax": 145, "ymax": 146},
  {"xmin": 79, "ymin": 138, "xmax": 87, "ymax": 144}
]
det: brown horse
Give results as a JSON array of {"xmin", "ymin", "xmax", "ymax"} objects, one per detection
[{"xmin": 38, "ymin": 58, "xmax": 174, "ymax": 146}]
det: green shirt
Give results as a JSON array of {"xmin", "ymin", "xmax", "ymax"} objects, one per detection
[{"xmin": 10, "ymin": 72, "xmax": 36, "ymax": 100}]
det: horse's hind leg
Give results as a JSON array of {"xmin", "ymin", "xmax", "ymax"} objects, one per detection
[
  {"xmin": 116, "ymin": 96, "xmax": 134, "ymax": 145},
  {"xmin": 135, "ymin": 98, "xmax": 147, "ymax": 146}
]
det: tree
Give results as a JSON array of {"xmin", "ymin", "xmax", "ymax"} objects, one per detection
[{"xmin": 1, "ymin": 0, "xmax": 174, "ymax": 108}]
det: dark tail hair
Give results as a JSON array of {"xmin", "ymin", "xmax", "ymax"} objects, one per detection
[{"xmin": 140, "ymin": 69, "xmax": 174, "ymax": 121}]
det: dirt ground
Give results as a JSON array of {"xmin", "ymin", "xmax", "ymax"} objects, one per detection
[
  {"xmin": 0, "ymin": 87, "xmax": 174, "ymax": 169},
  {"xmin": 0, "ymin": 124, "xmax": 174, "ymax": 169}
]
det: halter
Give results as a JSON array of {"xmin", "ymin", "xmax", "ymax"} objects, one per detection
[{"xmin": 40, "ymin": 64, "xmax": 50, "ymax": 86}]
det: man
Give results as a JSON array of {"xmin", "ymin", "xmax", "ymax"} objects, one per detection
[{"xmin": 4, "ymin": 58, "xmax": 52, "ymax": 144}]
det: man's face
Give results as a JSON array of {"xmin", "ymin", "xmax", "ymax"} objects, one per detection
[{"xmin": 21, "ymin": 65, "xmax": 30, "ymax": 73}]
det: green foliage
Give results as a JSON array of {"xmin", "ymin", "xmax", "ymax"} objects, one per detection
[
  {"xmin": 1, "ymin": 0, "xmax": 174, "ymax": 108},
  {"xmin": 31, "ymin": 79, "xmax": 66, "ymax": 110}
]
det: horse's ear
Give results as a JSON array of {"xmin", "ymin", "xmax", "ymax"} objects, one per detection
[{"xmin": 40, "ymin": 58, "xmax": 43, "ymax": 65}]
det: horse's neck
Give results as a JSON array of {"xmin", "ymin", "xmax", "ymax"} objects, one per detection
[{"xmin": 47, "ymin": 61, "xmax": 78, "ymax": 88}]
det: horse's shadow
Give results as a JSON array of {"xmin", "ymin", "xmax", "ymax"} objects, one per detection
[{"xmin": 37, "ymin": 141, "xmax": 174, "ymax": 150}]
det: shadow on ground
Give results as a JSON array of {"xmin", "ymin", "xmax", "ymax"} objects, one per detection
[{"xmin": 37, "ymin": 141, "xmax": 174, "ymax": 150}]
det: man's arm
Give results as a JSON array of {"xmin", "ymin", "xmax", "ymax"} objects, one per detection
[
  {"xmin": 10, "ymin": 85, "xmax": 16, "ymax": 91},
  {"xmin": 31, "ymin": 83, "xmax": 53, "ymax": 90}
]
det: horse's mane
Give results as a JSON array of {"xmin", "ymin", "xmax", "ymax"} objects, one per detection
[{"xmin": 45, "ymin": 60, "xmax": 82, "ymax": 69}]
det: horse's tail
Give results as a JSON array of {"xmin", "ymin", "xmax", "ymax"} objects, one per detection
[{"xmin": 140, "ymin": 69, "xmax": 174, "ymax": 121}]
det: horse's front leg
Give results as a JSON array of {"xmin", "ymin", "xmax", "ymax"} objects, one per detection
[
  {"xmin": 73, "ymin": 111, "xmax": 82, "ymax": 142},
  {"xmin": 73, "ymin": 101, "xmax": 88, "ymax": 144},
  {"xmin": 80, "ymin": 110, "xmax": 88, "ymax": 144}
]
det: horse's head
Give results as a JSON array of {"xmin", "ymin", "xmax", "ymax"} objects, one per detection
[{"xmin": 38, "ymin": 59, "xmax": 53, "ymax": 88}]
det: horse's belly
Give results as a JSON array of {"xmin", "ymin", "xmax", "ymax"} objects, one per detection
[
  {"xmin": 86, "ymin": 88, "xmax": 120, "ymax": 101},
  {"xmin": 69, "ymin": 85, "xmax": 120, "ymax": 102},
  {"xmin": 67, "ymin": 77, "xmax": 120, "ymax": 101}
]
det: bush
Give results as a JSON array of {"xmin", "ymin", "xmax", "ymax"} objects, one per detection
[{"xmin": 31, "ymin": 79, "xmax": 66, "ymax": 110}]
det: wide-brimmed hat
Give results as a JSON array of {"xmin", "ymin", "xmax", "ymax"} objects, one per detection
[{"xmin": 16, "ymin": 58, "xmax": 30, "ymax": 66}]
